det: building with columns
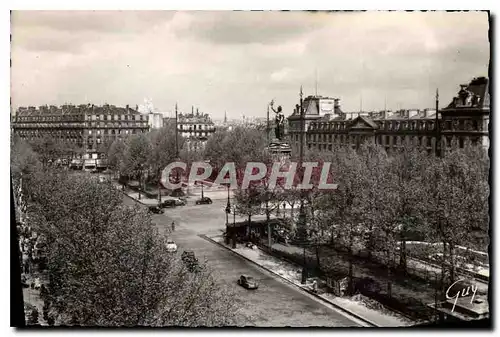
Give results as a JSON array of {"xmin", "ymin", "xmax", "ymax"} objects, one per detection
[{"xmin": 287, "ymin": 77, "xmax": 490, "ymax": 154}]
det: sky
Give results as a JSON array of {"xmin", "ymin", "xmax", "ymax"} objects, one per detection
[{"xmin": 10, "ymin": 11, "xmax": 490, "ymax": 120}]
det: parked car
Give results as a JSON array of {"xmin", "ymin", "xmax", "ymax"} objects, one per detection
[
  {"xmin": 237, "ymin": 274, "xmax": 259, "ymax": 290},
  {"xmin": 166, "ymin": 240, "xmax": 178, "ymax": 253},
  {"xmin": 181, "ymin": 250, "xmax": 200, "ymax": 273},
  {"xmin": 195, "ymin": 197, "xmax": 212, "ymax": 205},
  {"xmin": 173, "ymin": 198, "xmax": 186, "ymax": 206},
  {"xmin": 148, "ymin": 206, "xmax": 164, "ymax": 214},
  {"xmin": 161, "ymin": 200, "xmax": 177, "ymax": 208}
]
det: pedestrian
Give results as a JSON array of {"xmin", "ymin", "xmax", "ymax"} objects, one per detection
[{"xmin": 171, "ymin": 221, "xmax": 175, "ymax": 231}]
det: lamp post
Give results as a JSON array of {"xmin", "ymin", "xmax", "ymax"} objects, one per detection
[
  {"xmin": 435, "ymin": 88, "xmax": 441, "ymax": 157},
  {"xmin": 137, "ymin": 164, "xmax": 143, "ymax": 200},
  {"xmin": 225, "ymin": 185, "xmax": 231, "ymax": 225},
  {"xmin": 297, "ymin": 86, "xmax": 308, "ymax": 285}
]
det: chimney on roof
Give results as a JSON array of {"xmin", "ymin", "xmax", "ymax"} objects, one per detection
[
  {"xmin": 126, "ymin": 104, "xmax": 129, "ymax": 113},
  {"xmin": 135, "ymin": 104, "xmax": 138, "ymax": 111},
  {"xmin": 409, "ymin": 110, "xmax": 418, "ymax": 118},
  {"xmin": 423, "ymin": 109, "xmax": 428, "ymax": 118}
]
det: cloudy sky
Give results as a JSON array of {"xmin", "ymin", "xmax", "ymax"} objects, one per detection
[{"xmin": 11, "ymin": 11, "xmax": 489, "ymax": 119}]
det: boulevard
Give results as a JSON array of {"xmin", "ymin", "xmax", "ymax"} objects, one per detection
[{"xmin": 122, "ymin": 195, "xmax": 362, "ymax": 327}]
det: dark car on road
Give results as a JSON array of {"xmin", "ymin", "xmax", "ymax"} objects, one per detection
[
  {"xmin": 237, "ymin": 275, "xmax": 259, "ymax": 290},
  {"xmin": 195, "ymin": 197, "xmax": 212, "ymax": 205},
  {"xmin": 161, "ymin": 200, "xmax": 176, "ymax": 208},
  {"xmin": 181, "ymin": 250, "xmax": 201, "ymax": 273},
  {"xmin": 148, "ymin": 206, "xmax": 164, "ymax": 214},
  {"xmin": 174, "ymin": 198, "xmax": 186, "ymax": 206}
]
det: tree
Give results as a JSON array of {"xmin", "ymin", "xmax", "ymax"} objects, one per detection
[
  {"xmin": 28, "ymin": 135, "xmax": 65, "ymax": 167},
  {"xmin": 148, "ymin": 123, "xmax": 181, "ymax": 201},
  {"xmin": 315, "ymin": 147, "xmax": 365, "ymax": 295},
  {"xmin": 107, "ymin": 138, "xmax": 128, "ymax": 180},
  {"xmin": 388, "ymin": 146, "xmax": 430, "ymax": 272},
  {"xmin": 234, "ymin": 186, "xmax": 263, "ymax": 231},
  {"xmin": 123, "ymin": 134, "xmax": 152, "ymax": 198},
  {"xmin": 204, "ymin": 126, "xmax": 267, "ymax": 173},
  {"xmin": 11, "ymin": 136, "xmax": 41, "ymax": 185},
  {"xmin": 204, "ymin": 129, "xmax": 230, "ymax": 170},
  {"xmin": 424, "ymin": 146, "xmax": 489, "ymax": 286},
  {"xmin": 25, "ymin": 170, "xmax": 239, "ymax": 326}
]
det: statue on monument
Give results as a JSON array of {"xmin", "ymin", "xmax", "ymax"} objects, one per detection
[{"xmin": 270, "ymin": 100, "xmax": 285, "ymax": 141}]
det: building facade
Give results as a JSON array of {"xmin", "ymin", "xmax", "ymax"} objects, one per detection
[
  {"xmin": 177, "ymin": 109, "xmax": 216, "ymax": 151},
  {"xmin": 11, "ymin": 104, "xmax": 150, "ymax": 158},
  {"xmin": 287, "ymin": 77, "xmax": 490, "ymax": 154},
  {"xmin": 147, "ymin": 112, "xmax": 164, "ymax": 129}
]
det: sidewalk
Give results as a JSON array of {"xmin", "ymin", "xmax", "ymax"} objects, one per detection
[
  {"xmin": 113, "ymin": 182, "xmax": 159, "ymax": 205},
  {"xmin": 206, "ymin": 234, "xmax": 414, "ymax": 327}
]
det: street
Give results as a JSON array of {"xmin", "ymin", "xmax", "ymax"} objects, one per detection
[{"xmin": 122, "ymin": 195, "xmax": 362, "ymax": 327}]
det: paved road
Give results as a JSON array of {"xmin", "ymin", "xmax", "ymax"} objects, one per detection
[{"xmin": 122, "ymin": 195, "xmax": 362, "ymax": 327}]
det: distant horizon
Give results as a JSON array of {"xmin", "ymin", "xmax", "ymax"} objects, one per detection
[{"xmin": 10, "ymin": 101, "xmax": 445, "ymax": 118}]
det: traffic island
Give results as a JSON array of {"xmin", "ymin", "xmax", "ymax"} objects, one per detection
[{"xmin": 202, "ymin": 234, "xmax": 416, "ymax": 327}]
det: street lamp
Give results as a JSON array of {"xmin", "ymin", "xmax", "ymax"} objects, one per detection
[
  {"xmin": 137, "ymin": 163, "xmax": 144, "ymax": 200},
  {"xmin": 297, "ymin": 86, "xmax": 308, "ymax": 284},
  {"xmin": 435, "ymin": 88, "xmax": 441, "ymax": 157},
  {"xmin": 225, "ymin": 185, "xmax": 231, "ymax": 225}
]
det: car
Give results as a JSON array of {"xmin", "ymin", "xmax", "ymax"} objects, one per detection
[
  {"xmin": 237, "ymin": 274, "xmax": 259, "ymax": 290},
  {"xmin": 181, "ymin": 251, "xmax": 200, "ymax": 273},
  {"xmin": 195, "ymin": 197, "xmax": 212, "ymax": 205},
  {"xmin": 148, "ymin": 206, "xmax": 164, "ymax": 214},
  {"xmin": 166, "ymin": 240, "xmax": 178, "ymax": 253},
  {"xmin": 173, "ymin": 198, "xmax": 186, "ymax": 206},
  {"xmin": 161, "ymin": 200, "xmax": 176, "ymax": 208}
]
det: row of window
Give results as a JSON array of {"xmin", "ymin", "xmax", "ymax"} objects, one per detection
[
  {"xmin": 178, "ymin": 124, "xmax": 216, "ymax": 131},
  {"xmin": 301, "ymin": 135, "xmax": 482, "ymax": 149},
  {"xmin": 17, "ymin": 134, "xmax": 83, "ymax": 144},
  {"xmin": 15, "ymin": 113, "xmax": 147, "ymax": 123},
  {"xmin": 89, "ymin": 114, "xmax": 146, "ymax": 121},
  {"xmin": 85, "ymin": 121, "xmax": 148, "ymax": 128},
  {"xmin": 180, "ymin": 132, "xmax": 211, "ymax": 137},
  {"xmin": 14, "ymin": 123, "xmax": 86, "ymax": 128},
  {"xmin": 308, "ymin": 118, "xmax": 485, "ymax": 132},
  {"xmin": 15, "ymin": 115, "xmax": 84, "ymax": 122},
  {"xmin": 16, "ymin": 129, "xmax": 145, "ymax": 139},
  {"xmin": 88, "ymin": 129, "xmax": 144, "ymax": 136}
]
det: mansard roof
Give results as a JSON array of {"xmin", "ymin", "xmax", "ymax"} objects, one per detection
[{"xmin": 443, "ymin": 76, "xmax": 489, "ymax": 111}]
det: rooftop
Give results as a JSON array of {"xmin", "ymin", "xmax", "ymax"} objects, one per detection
[
  {"xmin": 443, "ymin": 76, "xmax": 490, "ymax": 111},
  {"xmin": 15, "ymin": 104, "xmax": 141, "ymax": 116}
]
